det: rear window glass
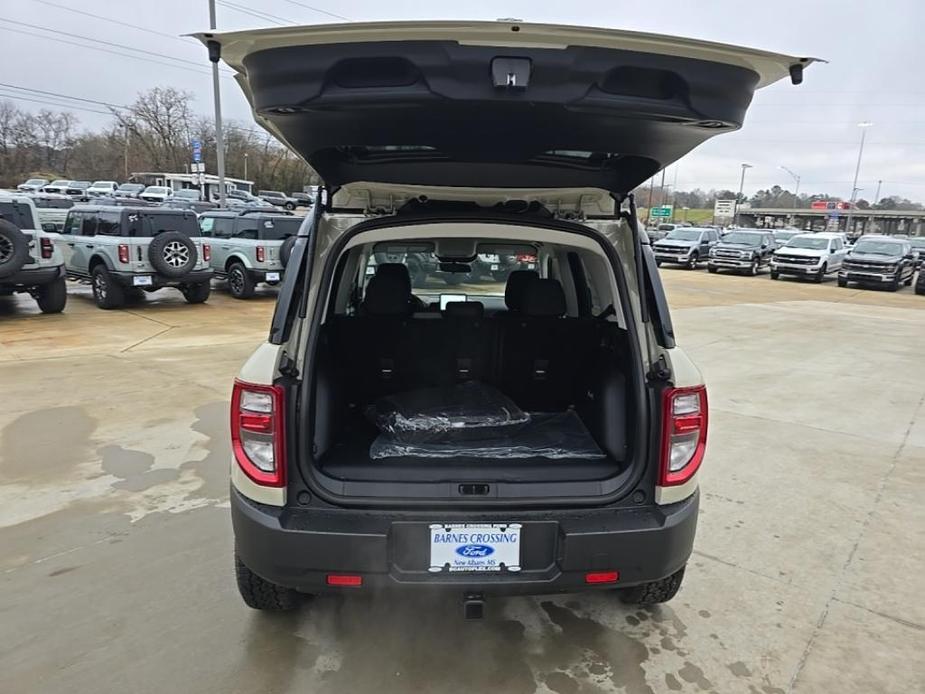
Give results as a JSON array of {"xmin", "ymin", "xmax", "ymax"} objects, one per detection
[
  {"xmin": 0, "ymin": 201, "xmax": 37, "ymax": 230},
  {"xmin": 126, "ymin": 212, "xmax": 200, "ymax": 237},
  {"xmin": 258, "ymin": 217, "xmax": 301, "ymax": 240}
]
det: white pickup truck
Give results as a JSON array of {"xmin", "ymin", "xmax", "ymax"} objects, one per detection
[
  {"xmin": 770, "ymin": 232, "xmax": 848, "ymax": 282},
  {"xmin": 0, "ymin": 194, "xmax": 68, "ymax": 313}
]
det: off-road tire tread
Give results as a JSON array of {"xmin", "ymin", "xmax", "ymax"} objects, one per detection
[
  {"xmin": 619, "ymin": 567, "xmax": 685, "ymax": 605},
  {"xmin": 235, "ymin": 554, "xmax": 301, "ymax": 611}
]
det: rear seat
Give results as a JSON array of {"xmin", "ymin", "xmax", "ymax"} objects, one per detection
[
  {"xmin": 328, "ymin": 271, "xmax": 597, "ymax": 412},
  {"xmin": 497, "ymin": 278, "xmax": 597, "ymax": 411}
]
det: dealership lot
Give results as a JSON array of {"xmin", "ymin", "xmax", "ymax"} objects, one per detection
[{"xmin": 1, "ymin": 273, "xmax": 923, "ymax": 694}]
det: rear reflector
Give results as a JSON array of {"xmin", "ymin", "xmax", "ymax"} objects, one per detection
[
  {"xmin": 659, "ymin": 385, "xmax": 708, "ymax": 487},
  {"xmin": 326, "ymin": 574, "xmax": 363, "ymax": 587},
  {"xmin": 585, "ymin": 571, "xmax": 619, "ymax": 584}
]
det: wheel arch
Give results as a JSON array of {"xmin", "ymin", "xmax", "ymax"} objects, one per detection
[
  {"xmin": 225, "ymin": 253, "xmax": 252, "ymax": 272},
  {"xmin": 88, "ymin": 253, "xmax": 115, "ymax": 272}
]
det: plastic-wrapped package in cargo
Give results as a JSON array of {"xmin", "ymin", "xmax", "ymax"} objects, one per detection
[
  {"xmin": 367, "ymin": 381, "xmax": 530, "ymax": 443},
  {"xmin": 370, "ymin": 411, "xmax": 606, "ymax": 460}
]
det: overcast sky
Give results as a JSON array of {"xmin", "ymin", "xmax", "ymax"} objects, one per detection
[{"xmin": 2, "ymin": 0, "xmax": 923, "ymax": 201}]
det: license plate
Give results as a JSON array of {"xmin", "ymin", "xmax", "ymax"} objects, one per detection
[
  {"xmin": 527, "ymin": 263, "xmax": 535, "ymax": 270},
  {"xmin": 490, "ymin": 264, "xmax": 499, "ymax": 271},
  {"xmin": 133, "ymin": 276, "xmax": 153, "ymax": 286},
  {"xmin": 429, "ymin": 523, "xmax": 522, "ymax": 573},
  {"xmin": 265, "ymin": 272, "xmax": 281, "ymax": 281}
]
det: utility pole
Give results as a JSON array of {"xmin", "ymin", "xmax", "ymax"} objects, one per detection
[
  {"xmin": 846, "ymin": 121, "xmax": 872, "ymax": 236},
  {"xmin": 208, "ymin": 0, "xmax": 227, "ymax": 208},
  {"xmin": 733, "ymin": 163, "xmax": 753, "ymax": 227},
  {"xmin": 123, "ymin": 123, "xmax": 130, "ymax": 180},
  {"xmin": 244, "ymin": 152, "xmax": 248, "ymax": 181},
  {"xmin": 874, "ymin": 179, "xmax": 882, "ymax": 206},
  {"xmin": 659, "ymin": 168, "xmax": 667, "ymax": 206}
]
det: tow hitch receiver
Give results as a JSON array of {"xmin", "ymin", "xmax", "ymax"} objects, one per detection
[{"xmin": 463, "ymin": 593, "xmax": 485, "ymax": 620}]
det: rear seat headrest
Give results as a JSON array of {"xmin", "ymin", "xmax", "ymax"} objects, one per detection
[
  {"xmin": 504, "ymin": 270, "xmax": 539, "ymax": 311},
  {"xmin": 522, "ymin": 278, "xmax": 567, "ymax": 317},
  {"xmin": 363, "ymin": 268, "xmax": 412, "ymax": 316},
  {"xmin": 373, "ymin": 263, "xmax": 412, "ymax": 294},
  {"xmin": 444, "ymin": 301, "xmax": 484, "ymax": 319}
]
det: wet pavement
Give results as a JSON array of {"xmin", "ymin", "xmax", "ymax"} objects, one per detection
[{"xmin": 1, "ymin": 274, "xmax": 923, "ymax": 693}]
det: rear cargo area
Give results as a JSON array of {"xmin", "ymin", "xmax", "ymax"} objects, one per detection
[{"xmin": 310, "ymin": 271, "xmax": 634, "ymax": 485}]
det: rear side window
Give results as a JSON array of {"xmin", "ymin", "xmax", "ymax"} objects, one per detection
[
  {"xmin": 62, "ymin": 212, "xmax": 81, "ymax": 235},
  {"xmin": 234, "ymin": 219, "xmax": 259, "ymax": 240},
  {"xmin": 127, "ymin": 212, "xmax": 200, "ymax": 237},
  {"xmin": 258, "ymin": 217, "xmax": 301, "ymax": 240},
  {"xmin": 0, "ymin": 201, "xmax": 37, "ymax": 230},
  {"xmin": 96, "ymin": 211, "xmax": 123, "ymax": 236}
]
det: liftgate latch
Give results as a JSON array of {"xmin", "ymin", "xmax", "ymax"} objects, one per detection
[{"xmin": 492, "ymin": 57, "xmax": 532, "ymax": 90}]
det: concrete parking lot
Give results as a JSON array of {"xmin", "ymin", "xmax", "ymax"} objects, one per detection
[{"xmin": 1, "ymin": 272, "xmax": 923, "ymax": 694}]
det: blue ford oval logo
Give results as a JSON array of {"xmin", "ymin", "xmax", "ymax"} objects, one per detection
[{"xmin": 456, "ymin": 544, "xmax": 494, "ymax": 558}]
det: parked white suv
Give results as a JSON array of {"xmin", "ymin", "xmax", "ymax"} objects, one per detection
[
  {"xmin": 196, "ymin": 20, "xmax": 813, "ymax": 614},
  {"xmin": 0, "ymin": 194, "xmax": 68, "ymax": 313},
  {"xmin": 771, "ymin": 232, "xmax": 847, "ymax": 282}
]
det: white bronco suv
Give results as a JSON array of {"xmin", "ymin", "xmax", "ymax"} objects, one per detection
[
  {"xmin": 0, "ymin": 194, "xmax": 68, "ymax": 314},
  {"xmin": 197, "ymin": 20, "xmax": 814, "ymax": 615}
]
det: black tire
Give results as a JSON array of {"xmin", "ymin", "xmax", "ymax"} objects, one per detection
[
  {"xmin": 687, "ymin": 252, "xmax": 698, "ymax": 270},
  {"xmin": 903, "ymin": 273, "xmax": 913, "ymax": 287},
  {"xmin": 770, "ymin": 270, "xmax": 779, "ymax": 280},
  {"xmin": 708, "ymin": 266, "xmax": 718, "ymax": 274},
  {"xmin": 655, "ymin": 259, "xmax": 662, "ymax": 267},
  {"xmin": 91, "ymin": 265, "xmax": 125, "ymax": 309},
  {"xmin": 227, "ymin": 262, "xmax": 255, "ymax": 299},
  {"xmin": 814, "ymin": 263, "xmax": 827, "ymax": 284},
  {"xmin": 0, "ymin": 219, "xmax": 30, "ymax": 279},
  {"xmin": 181, "ymin": 281, "xmax": 211, "ymax": 304},
  {"xmin": 148, "ymin": 232, "xmax": 197, "ymax": 278},
  {"xmin": 619, "ymin": 566, "xmax": 686, "ymax": 606},
  {"xmin": 35, "ymin": 275, "xmax": 67, "ymax": 313},
  {"xmin": 889, "ymin": 274, "xmax": 901, "ymax": 292},
  {"xmin": 747, "ymin": 257, "xmax": 759, "ymax": 276},
  {"xmin": 838, "ymin": 277, "xmax": 848, "ymax": 287},
  {"xmin": 284, "ymin": 201, "xmax": 296, "ymax": 211},
  {"xmin": 915, "ymin": 282, "xmax": 925, "ymax": 296},
  {"xmin": 279, "ymin": 236, "xmax": 296, "ymax": 268},
  {"xmin": 235, "ymin": 553, "xmax": 301, "ymax": 611}
]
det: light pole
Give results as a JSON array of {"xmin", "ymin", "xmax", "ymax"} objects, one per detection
[
  {"xmin": 243, "ymin": 152, "xmax": 248, "ymax": 181},
  {"xmin": 846, "ymin": 121, "xmax": 872, "ymax": 235},
  {"xmin": 874, "ymin": 179, "xmax": 882, "ymax": 206},
  {"xmin": 778, "ymin": 165, "xmax": 800, "ymax": 208},
  {"xmin": 733, "ymin": 163, "xmax": 753, "ymax": 227},
  {"xmin": 207, "ymin": 0, "xmax": 227, "ymax": 208}
]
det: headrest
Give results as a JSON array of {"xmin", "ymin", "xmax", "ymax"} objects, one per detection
[
  {"xmin": 444, "ymin": 301, "xmax": 484, "ymax": 319},
  {"xmin": 522, "ymin": 279, "xmax": 566, "ymax": 317},
  {"xmin": 363, "ymin": 266, "xmax": 412, "ymax": 316},
  {"xmin": 504, "ymin": 270, "xmax": 539, "ymax": 311},
  {"xmin": 373, "ymin": 263, "xmax": 412, "ymax": 294}
]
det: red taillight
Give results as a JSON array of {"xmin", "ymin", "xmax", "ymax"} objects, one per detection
[
  {"xmin": 256, "ymin": 246, "xmax": 265, "ymax": 262},
  {"xmin": 326, "ymin": 574, "xmax": 363, "ymax": 587},
  {"xmin": 516, "ymin": 253, "xmax": 537, "ymax": 263},
  {"xmin": 203, "ymin": 244, "xmax": 211, "ymax": 262},
  {"xmin": 659, "ymin": 385, "xmax": 708, "ymax": 486},
  {"xmin": 585, "ymin": 571, "xmax": 619, "ymax": 584},
  {"xmin": 40, "ymin": 237, "xmax": 54, "ymax": 259},
  {"xmin": 118, "ymin": 244, "xmax": 129, "ymax": 264},
  {"xmin": 231, "ymin": 380, "xmax": 286, "ymax": 487}
]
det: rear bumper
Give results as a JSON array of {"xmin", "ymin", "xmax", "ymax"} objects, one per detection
[
  {"xmin": 247, "ymin": 267, "xmax": 284, "ymax": 283},
  {"xmin": 232, "ymin": 487, "xmax": 699, "ymax": 595},
  {"xmin": 1, "ymin": 264, "xmax": 65, "ymax": 288},
  {"xmin": 109, "ymin": 269, "xmax": 213, "ymax": 288}
]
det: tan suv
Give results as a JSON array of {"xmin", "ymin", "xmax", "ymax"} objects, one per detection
[{"xmin": 196, "ymin": 20, "xmax": 815, "ymax": 615}]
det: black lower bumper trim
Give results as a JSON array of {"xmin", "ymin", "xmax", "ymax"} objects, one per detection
[
  {"xmin": 231, "ymin": 487, "xmax": 698, "ymax": 595},
  {"xmin": 1, "ymin": 264, "xmax": 65, "ymax": 288},
  {"xmin": 109, "ymin": 269, "xmax": 213, "ymax": 288}
]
